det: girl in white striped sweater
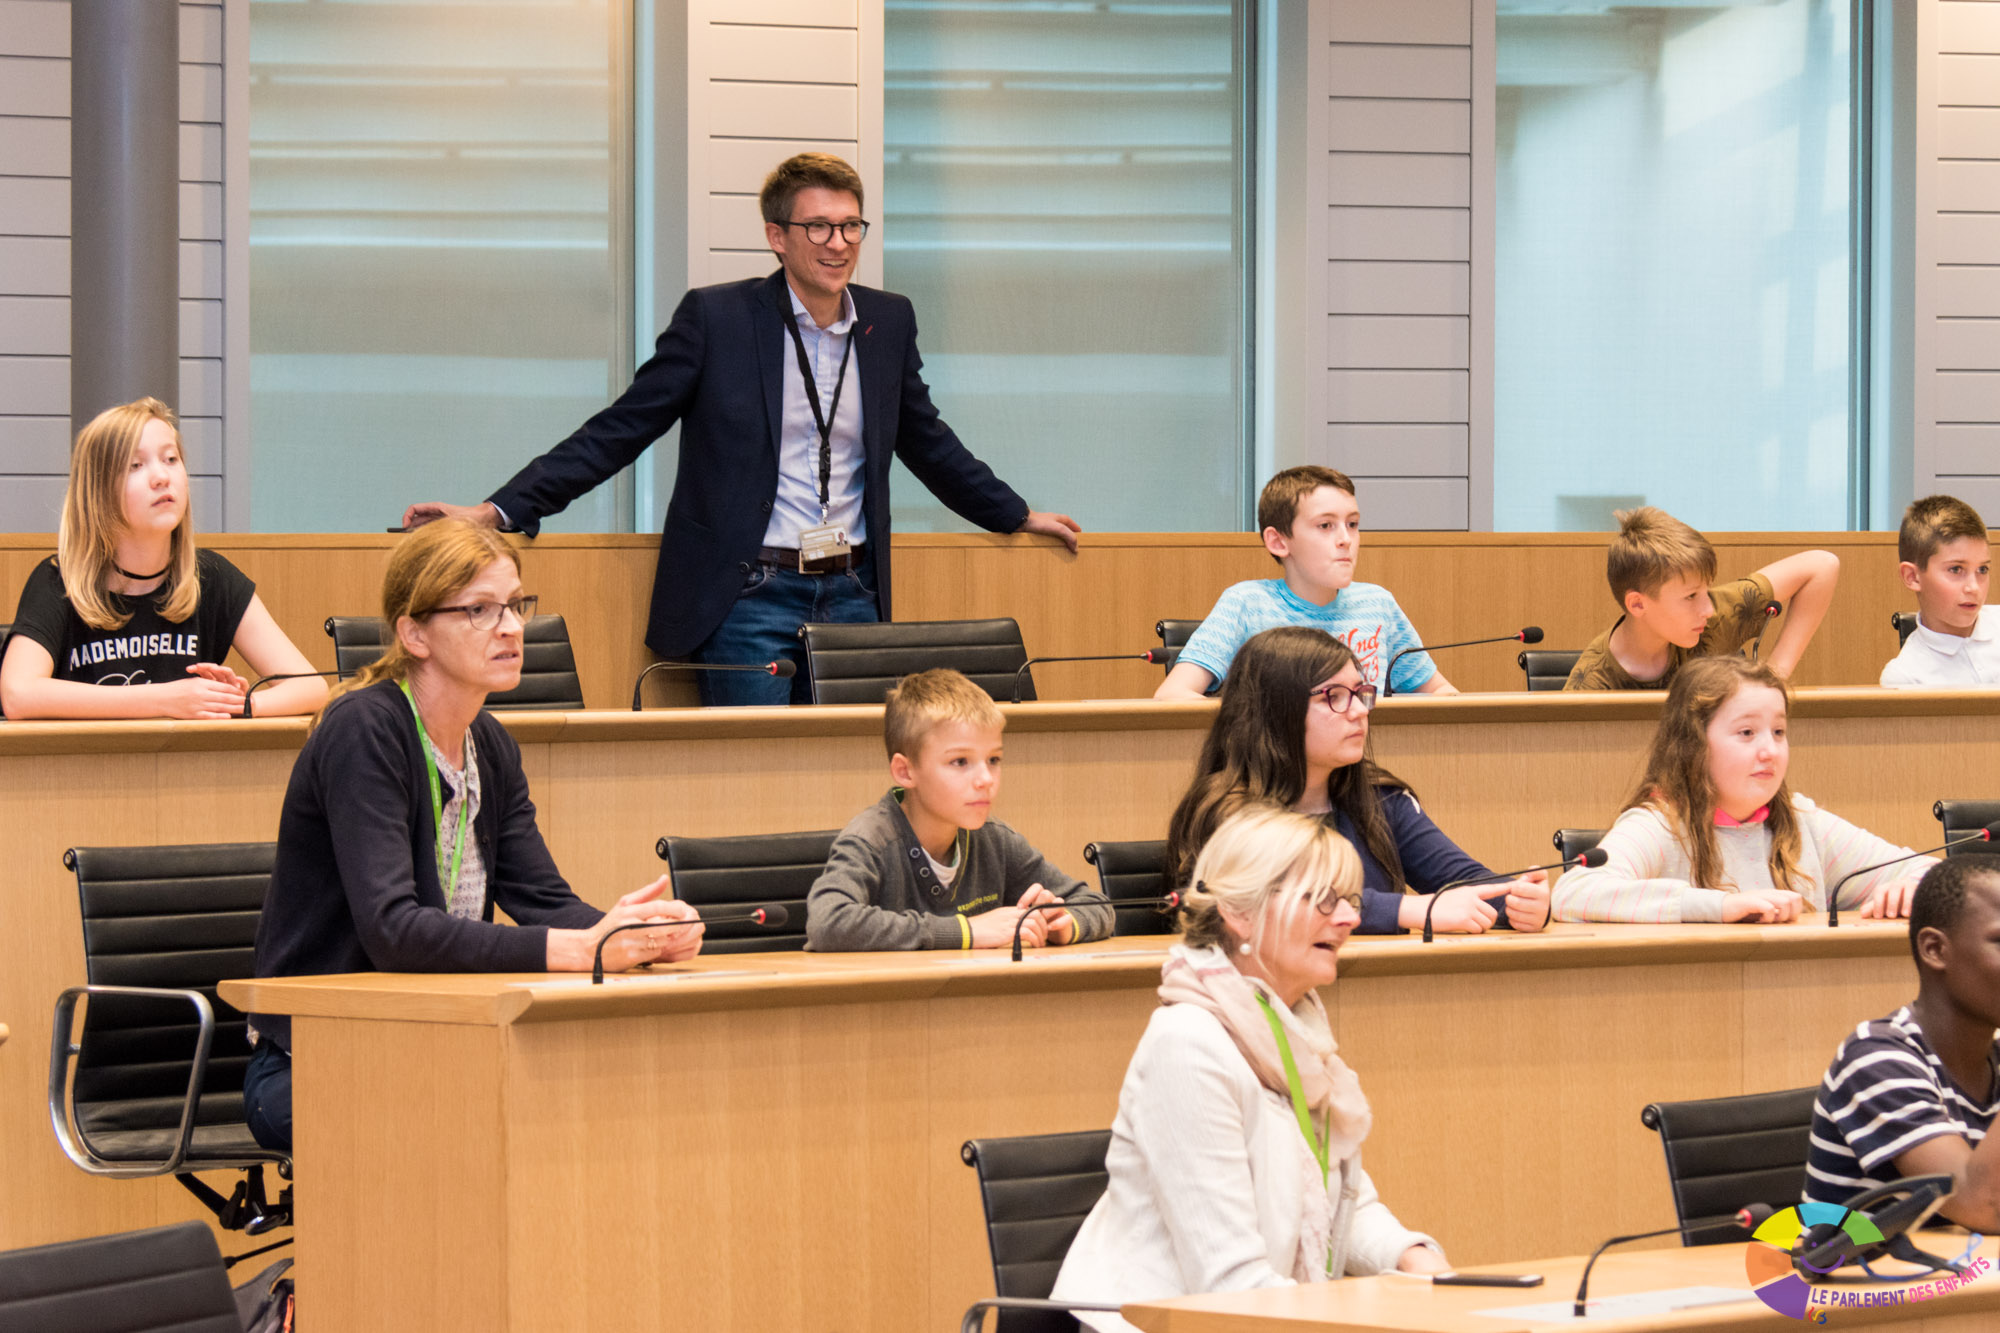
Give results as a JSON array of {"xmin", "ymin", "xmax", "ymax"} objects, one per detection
[{"xmin": 1553, "ymin": 656, "xmax": 1933, "ymax": 924}]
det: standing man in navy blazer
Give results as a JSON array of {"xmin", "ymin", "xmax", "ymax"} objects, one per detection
[{"xmin": 402, "ymin": 154, "xmax": 1080, "ymax": 705}]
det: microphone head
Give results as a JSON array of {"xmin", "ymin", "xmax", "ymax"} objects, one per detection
[
  {"xmin": 1736, "ymin": 1203, "xmax": 1777, "ymax": 1231},
  {"xmin": 1763, "ymin": 600, "xmax": 1782, "ymax": 618},
  {"xmin": 1982, "ymin": 822, "xmax": 2000, "ymax": 841},
  {"xmin": 757, "ymin": 904, "xmax": 791, "ymax": 927},
  {"xmin": 769, "ymin": 660, "xmax": 798, "ymax": 678},
  {"xmin": 1576, "ymin": 847, "xmax": 1610, "ymax": 869},
  {"xmin": 1519, "ymin": 626, "xmax": 1545, "ymax": 645}
]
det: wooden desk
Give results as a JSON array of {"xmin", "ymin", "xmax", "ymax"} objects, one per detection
[
  {"xmin": 1121, "ymin": 1233, "xmax": 2000, "ymax": 1331},
  {"xmin": 8, "ymin": 689, "xmax": 2000, "ymax": 1258},
  {"xmin": 223, "ymin": 923, "xmax": 1919, "ymax": 1333}
]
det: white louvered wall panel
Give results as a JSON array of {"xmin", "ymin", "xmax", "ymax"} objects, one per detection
[
  {"xmin": 0, "ymin": 0, "xmax": 234, "ymax": 532},
  {"xmin": 1309, "ymin": 0, "xmax": 1491, "ymax": 530}
]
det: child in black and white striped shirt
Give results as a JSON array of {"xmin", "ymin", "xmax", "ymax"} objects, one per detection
[{"xmin": 1805, "ymin": 855, "xmax": 2000, "ymax": 1228}]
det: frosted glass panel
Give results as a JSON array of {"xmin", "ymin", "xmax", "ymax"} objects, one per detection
[
  {"xmin": 881, "ymin": 0, "xmax": 1246, "ymax": 533},
  {"xmin": 247, "ymin": 0, "xmax": 625, "ymax": 533},
  {"xmin": 1494, "ymin": 0, "xmax": 1852, "ymax": 532}
]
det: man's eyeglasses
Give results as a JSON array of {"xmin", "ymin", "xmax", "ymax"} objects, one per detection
[
  {"xmin": 775, "ymin": 218, "xmax": 870, "ymax": 245},
  {"xmin": 1311, "ymin": 682, "xmax": 1378, "ymax": 716},
  {"xmin": 429, "ymin": 595, "xmax": 538, "ymax": 632}
]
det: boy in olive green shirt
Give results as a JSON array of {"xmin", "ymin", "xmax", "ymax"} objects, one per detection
[{"xmin": 1565, "ymin": 507, "xmax": 1839, "ymax": 691}]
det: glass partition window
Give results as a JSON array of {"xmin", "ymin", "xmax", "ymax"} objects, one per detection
[
  {"xmin": 1494, "ymin": 0, "xmax": 1853, "ymax": 532},
  {"xmin": 881, "ymin": 0, "xmax": 1249, "ymax": 533},
  {"xmin": 247, "ymin": 0, "xmax": 627, "ymax": 533}
]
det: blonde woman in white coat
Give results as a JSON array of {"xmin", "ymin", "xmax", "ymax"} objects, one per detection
[{"xmin": 1050, "ymin": 806, "xmax": 1447, "ymax": 1331}]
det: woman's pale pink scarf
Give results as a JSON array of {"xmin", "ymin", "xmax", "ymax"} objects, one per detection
[{"xmin": 1158, "ymin": 944, "xmax": 1372, "ymax": 1280}]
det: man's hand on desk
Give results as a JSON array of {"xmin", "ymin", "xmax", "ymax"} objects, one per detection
[
  {"xmin": 401, "ymin": 501, "xmax": 503, "ymax": 532},
  {"xmin": 1016, "ymin": 510, "xmax": 1082, "ymax": 554},
  {"xmin": 547, "ymin": 876, "xmax": 704, "ymax": 971}
]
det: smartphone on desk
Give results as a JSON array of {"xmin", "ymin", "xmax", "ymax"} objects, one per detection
[{"xmin": 1432, "ymin": 1273, "xmax": 1544, "ymax": 1287}]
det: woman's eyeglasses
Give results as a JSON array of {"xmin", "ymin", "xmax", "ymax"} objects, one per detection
[
  {"xmin": 1310, "ymin": 682, "xmax": 1378, "ymax": 716},
  {"xmin": 429, "ymin": 594, "xmax": 538, "ymax": 632}
]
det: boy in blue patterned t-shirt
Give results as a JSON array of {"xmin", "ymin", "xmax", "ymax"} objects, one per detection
[{"xmin": 1155, "ymin": 465, "xmax": 1454, "ymax": 699}]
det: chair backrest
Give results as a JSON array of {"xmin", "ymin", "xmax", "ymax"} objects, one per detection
[
  {"xmin": 1553, "ymin": 828, "xmax": 1606, "ymax": 863},
  {"xmin": 961, "ymin": 1129, "xmax": 1113, "ymax": 1333},
  {"xmin": 1640, "ymin": 1086, "xmax": 1818, "ymax": 1245},
  {"xmin": 799, "ymin": 618, "xmax": 1031, "ymax": 704},
  {"xmin": 1082, "ymin": 839, "xmax": 1180, "ymax": 936},
  {"xmin": 0, "ymin": 1220, "xmax": 240, "ymax": 1333},
  {"xmin": 0, "ymin": 621, "xmax": 10, "ymax": 716},
  {"xmin": 324, "ymin": 613, "xmax": 583, "ymax": 710},
  {"xmin": 1893, "ymin": 611, "xmax": 1918, "ymax": 647},
  {"xmin": 66, "ymin": 843, "xmax": 274, "ymax": 1153},
  {"xmin": 1153, "ymin": 619, "xmax": 1201, "ymax": 671},
  {"xmin": 1934, "ymin": 799, "xmax": 2000, "ymax": 855},
  {"xmin": 656, "ymin": 829, "xmax": 839, "ymax": 952},
  {"xmin": 1519, "ymin": 649, "xmax": 1581, "ymax": 692}
]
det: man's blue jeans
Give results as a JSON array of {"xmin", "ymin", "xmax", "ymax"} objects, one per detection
[{"xmin": 691, "ymin": 558, "xmax": 880, "ymax": 705}]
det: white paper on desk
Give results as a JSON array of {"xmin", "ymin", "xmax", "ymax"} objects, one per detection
[{"xmin": 1475, "ymin": 1285, "xmax": 1753, "ymax": 1321}]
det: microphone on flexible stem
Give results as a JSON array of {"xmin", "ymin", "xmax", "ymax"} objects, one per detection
[
  {"xmin": 631, "ymin": 658, "xmax": 796, "ymax": 709},
  {"xmin": 1825, "ymin": 823, "xmax": 1999, "ymax": 927},
  {"xmin": 1010, "ymin": 893, "xmax": 1180, "ymax": 962},
  {"xmin": 1422, "ymin": 848, "xmax": 1607, "ymax": 943},
  {"xmin": 590, "ymin": 904, "xmax": 789, "ymax": 983},
  {"xmin": 1382, "ymin": 627, "xmax": 1542, "ymax": 698},
  {"xmin": 242, "ymin": 670, "xmax": 347, "ymax": 718},
  {"xmin": 1008, "ymin": 652, "xmax": 1177, "ymax": 704},
  {"xmin": 1572, "ymin": 1223, "xmax": 1693, "ymax": 1317},
  {"xmin": 1748, "ymin": 600, "xmax": 1784, "ymax": 664}
]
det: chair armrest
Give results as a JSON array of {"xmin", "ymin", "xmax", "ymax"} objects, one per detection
[
  {"xmin": 960, "ymin": 1296, "xmax": 1125, "ymax": 1333},
  {"xmin": 49, "ymin": 984, "xmax": 216, "ymax": 1179}
]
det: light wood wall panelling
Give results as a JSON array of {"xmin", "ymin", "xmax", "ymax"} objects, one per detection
[{"xmin": 0, "ymin": 529, "xmax": 1924, "ymax": 703}]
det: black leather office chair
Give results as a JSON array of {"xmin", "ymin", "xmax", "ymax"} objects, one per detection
[
  {"xmin": 656, "ymin": 829, "xmax": 837, "ymax": 952},
  {"xmin": 1640, "ymin": 1087, "xmax": 1818, "ymax": 1245},
  {"xmin": 0, "ymin": 622, "xmax": 10, "ymax": 717},
  {"xmin": 960, "ymin": 1130, "xmax": 1122, "ymax": 1333},
  {"xmin": 0, "ymin": 1220, "xmax": 240, "ymax": 1333},
  {"xmin": 798, "ymin": 618, "xmax": 1032, "ymax": 704},
  {"xmin": 323, "ymin": 613, "xmax": 583, "ymax": 710},
  {"xmin": 1082, "ymin": 839, "xmax": 1181, "ymax": 936},
  {"xmin": 1553, "ymin": 828, "xmax": 1607, "ymax": 863},
  {"xmin": 1519, "ymin": 649, "xmax": 1581, "ymax": 691},
  {"xmin": 49, "ymin": 843, "xmax": 292, "ymax": 1237},
  {"xmin": 1153, "ymin": 618, "xmax": 1201, "ymax": 671},
  {"xmin": 1934, "ymin": 799, "xmax": 2000, "ymax": 854},
  {"xmin": 1893, "ymin": 611, "xmax": 1918, "ymax": 647}
]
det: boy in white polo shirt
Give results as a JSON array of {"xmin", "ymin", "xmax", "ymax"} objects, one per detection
[
  {"xmin": 1882, "ymin": 495, "xmax": 2000, "ymax": 687},
  {"xmin": 1154, "ymin": 465, "xmax": 1454, "ymax": 699}
]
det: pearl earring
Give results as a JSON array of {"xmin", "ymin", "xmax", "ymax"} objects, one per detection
[{"xmin": 1238, "ymin": 942, "xmax": 1252, "ymax": 956}]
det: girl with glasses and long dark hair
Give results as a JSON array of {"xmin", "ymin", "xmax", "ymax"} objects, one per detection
[{"xmin": 1166, "ymin": 626, "xmax": 1548, "ymax": 935}]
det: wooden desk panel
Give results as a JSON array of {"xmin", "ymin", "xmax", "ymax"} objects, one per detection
[
  {"xmin": 4, "ymin": 691, "xmax": 1994, "ymax": 1261},
  {"xmin": 226, "ymin": 926, "xmax": 1918, "ymax": 1333},
  {"xmin": 0, "ymin": 529, "xmax": 1919, "ymax": 705},
  {"xmin": 1121, "ymin": 1233, "xmax": 2000, "ymax": 1331}
]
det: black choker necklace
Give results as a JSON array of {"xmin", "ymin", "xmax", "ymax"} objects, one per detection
[{"xmin": 114, "ymin": 562, "xmax": 170, "ymax": 581}]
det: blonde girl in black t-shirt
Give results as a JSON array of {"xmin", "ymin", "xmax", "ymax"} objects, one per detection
[{"xmin": 0, "ymin": 397, "xmax": 326, "ymax": 720}]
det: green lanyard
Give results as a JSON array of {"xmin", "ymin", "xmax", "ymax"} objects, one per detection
[
  {"xmin": 1256, "ymin": 992, "xmax": 1331, "ymax": 1184},
  {"xmin": 400, "ymin": 680, "xmax": 469, "ymax": 915},
  {"xmin": 1257, "ymin": 992, "xmax": 1335, "ymax": 1278}
]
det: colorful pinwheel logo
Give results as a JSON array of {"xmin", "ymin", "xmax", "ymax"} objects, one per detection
[{"xmin": 1744, "ymin": 1203, "xmax": 1885, "ymax": 1320}]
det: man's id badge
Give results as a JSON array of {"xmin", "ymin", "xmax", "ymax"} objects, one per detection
[{"xmin": 798, "ymin": 523, "xmax": 852, "ymax": 568}]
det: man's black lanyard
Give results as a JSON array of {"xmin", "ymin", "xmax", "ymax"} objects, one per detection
[{"xmin": 782, "ymin": 312, "xmax": 855, "ymax": 520}]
